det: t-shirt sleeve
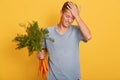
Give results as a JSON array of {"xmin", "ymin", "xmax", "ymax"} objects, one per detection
[{"xmin": 75, "ymin": 26, "xmax": 87, "ymax": 42}]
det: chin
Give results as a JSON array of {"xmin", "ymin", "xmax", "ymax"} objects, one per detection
[
  {"xmin": 64, "ymin": 24, "xmax": 71, "ymax": 28},
  {"xmin": 63, "ymin": 25, "xmax": 69, "ymax": 28}
]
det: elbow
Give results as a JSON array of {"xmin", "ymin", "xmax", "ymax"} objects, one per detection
[
  {"xmin": 84, "ymin": 35, "xmax": 92, "ymax": 41},
  {"xmin": 87, "ymin": 35, "xmax": 92, "ymax": 40}
]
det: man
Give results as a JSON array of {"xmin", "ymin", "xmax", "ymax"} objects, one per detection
[{"xmin": 37, "ymin": 1, "xmax": 92, "ymax": 80}]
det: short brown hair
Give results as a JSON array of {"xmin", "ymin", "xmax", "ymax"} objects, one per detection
[
  {"xmin": 61, "ymin": 1, "xmax": 77, "ymax": 13},
  {"xmin": 61, "ymin": 1, "xmax": 69, "ymax": 13}
]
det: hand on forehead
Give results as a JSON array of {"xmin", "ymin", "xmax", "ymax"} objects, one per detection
[{"xmin": 67, "ymin": 1, "xmax": 77, "ymax": 9}]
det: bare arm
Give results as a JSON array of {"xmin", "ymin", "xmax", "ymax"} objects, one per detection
[{"xmin": 68, "ymin": 2, "xmax": 92, "ymax": 41}]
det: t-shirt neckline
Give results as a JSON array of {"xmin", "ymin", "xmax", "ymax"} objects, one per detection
[{"xmin": 54, "ymin": 25, "xmax": 72, "ymax": 36}]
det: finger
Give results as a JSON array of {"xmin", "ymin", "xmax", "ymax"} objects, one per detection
[
  {"xmin": 37, "ymin": 52, "xmax": 43, "ymax": 59},
  {"xmin": 67, "ymin": 5, "xmax": 71, "ymax": 9},
  {"xmin": 68, "ymin": 2, "xmax": 73, "ymax": 8},
  {"xmin": 39, "ymin": 54, "xmax": 44, "ymax": 60},
  {"xmin": 68, "ymin": 1, "xmax": 76, "ymax": 8}
]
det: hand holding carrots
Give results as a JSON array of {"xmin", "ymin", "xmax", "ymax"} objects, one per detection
[
  {"xmin": 37, "ymin": 49, "xmax": 46, "ymax": 60},
  {"xmin": 37, "ymin": 49, "xmax": 49, "ymax": 80}
]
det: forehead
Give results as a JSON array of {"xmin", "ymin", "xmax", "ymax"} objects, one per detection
[{"xmin": 63, "ymin": 10, "xmax": 73, "ymax": 16}]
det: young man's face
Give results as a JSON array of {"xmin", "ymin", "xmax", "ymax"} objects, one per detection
[{"xmin": 61, "ymin": 9, "xmax": 74, "ymax": 28}]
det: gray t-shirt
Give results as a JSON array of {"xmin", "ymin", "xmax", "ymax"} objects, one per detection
[{"xmin": 43, "ymin": 25, "xmax": 83, "ymax": 80}]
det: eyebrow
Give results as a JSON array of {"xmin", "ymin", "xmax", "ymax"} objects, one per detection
[{"xmin": 65, "ymin": 13, "xmax": 75, "ymax": 19}]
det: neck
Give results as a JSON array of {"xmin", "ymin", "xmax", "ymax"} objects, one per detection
[
  {"xmin": 58, "ymin": 24, "xmax": 69, "ymax": 30},
  {"xmin": 56, "ymin": 24, "xmax": 69, "ymax": 35}
]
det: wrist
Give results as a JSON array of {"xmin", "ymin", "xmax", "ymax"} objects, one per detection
[{"xmin": 75, "ymin": 15, "xmax": 80, "ymax": 21}]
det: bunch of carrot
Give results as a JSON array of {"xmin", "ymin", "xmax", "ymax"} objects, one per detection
[
  {"xmin": 13, "ymin": 21, "xmax": 53, "ymax": 80},
  {"xmin": 38, "ymin": 56, "xmax": 49, "ymax": 80}
]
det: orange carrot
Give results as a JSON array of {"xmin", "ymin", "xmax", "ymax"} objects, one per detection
[
  {"xmin": 44, "ymin": 57, "xmax": 49, "ymax": 71},
  {"xmin": 38, "ymin": 56, "xmax": 49, "ymax": 80}
]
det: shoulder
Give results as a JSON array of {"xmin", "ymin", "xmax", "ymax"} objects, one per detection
[
  {"xmin": 46, "ymin": 25, "xmax": 56, "ymax": 31},
  {"xmin": 45, "ymin": 25, "xmax": 57, "ymax": 35},
  {"xmin": 71, "ymin": 25, "xmax": 80, "ymax": 31}
]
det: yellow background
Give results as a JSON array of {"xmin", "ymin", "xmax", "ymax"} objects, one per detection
[{"xmin": 0, "ymin": 0, "xmax": 120, "ymax": 80}]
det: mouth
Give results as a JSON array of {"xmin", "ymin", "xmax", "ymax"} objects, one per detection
[{"xmin": 65, "ymin": 21, "xmax": 70, "ymax": 25}]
